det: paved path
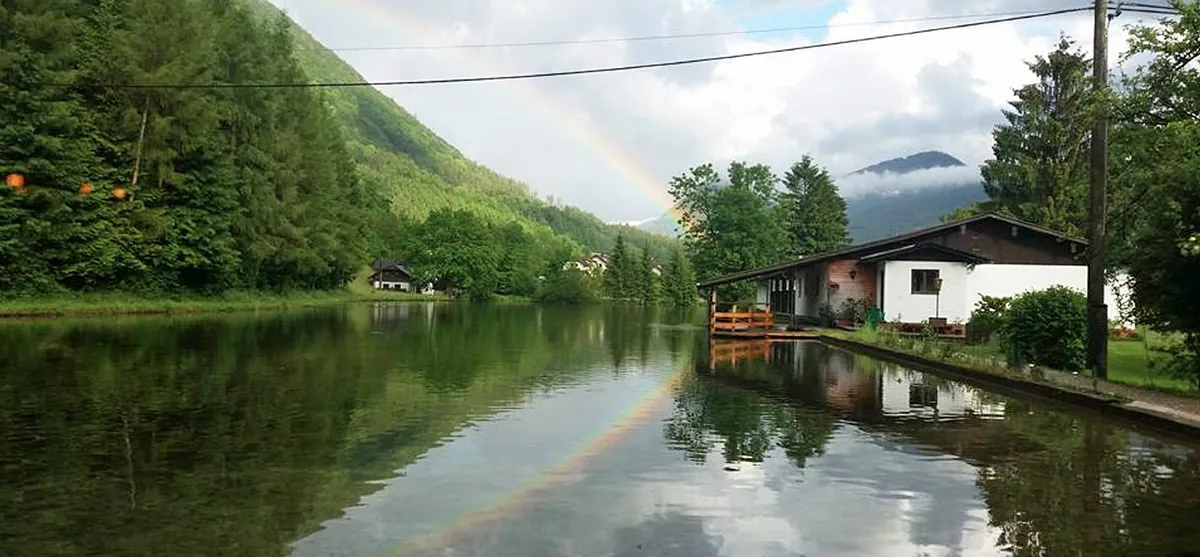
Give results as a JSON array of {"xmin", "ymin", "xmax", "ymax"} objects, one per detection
[{"xmin": 1039, "ymin": 368, "xmax": 1200, "ymax": 429}]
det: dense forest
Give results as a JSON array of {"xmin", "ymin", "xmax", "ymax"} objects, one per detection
[{"xmin": 0, "ymin": 0, "xmax": 678, "ymax": 300}]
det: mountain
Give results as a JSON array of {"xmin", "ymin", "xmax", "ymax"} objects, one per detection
[
  {"xmin": 849, "ymin": 150, "xmax": 966, "ymax": 175},
  {"xmin": 634, "ymin": 214, "xmax": 683, "ymax": 238},
  {"xmin": 843, "ymin": 151, "xmax": 986, "ymax": 242},
  {"xmin": 253, "ymin": 1, "xmax": 679, "ymax": 260}
]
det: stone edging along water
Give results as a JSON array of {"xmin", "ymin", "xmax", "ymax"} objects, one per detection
[{"xmin": 818, "ymin": 335, "xmax": 1200, "ymax": 440}]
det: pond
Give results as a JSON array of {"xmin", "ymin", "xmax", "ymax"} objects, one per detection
[{"xmin": 2, "ymin": 303, "xmax": 1199, "ymax": 557}]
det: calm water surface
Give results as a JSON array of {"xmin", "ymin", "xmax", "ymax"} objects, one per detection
[{"xmin": 2, "ymin": 304, "xmax": 1200, "ymax": 557}]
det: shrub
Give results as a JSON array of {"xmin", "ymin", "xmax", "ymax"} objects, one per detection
[
  {"xmin": 967, "ymin": 295, "xmax": 1011, "ymax": 344},
  {"xmin": 817, "ymin": 302, "xmax": 836, "ymax": 327},
  {"xmin": 1148, "ymin": 333, "xmax": 1200, "ymax": 391},
  {"xmin": 1000, "ymin": 286, "xmax": 1088, "ymax": 372},
  {"xmin": 533, "ymin": 269, "xmax": 596, "ymax": 305},
  {"xmin": 838, "ymin": 298, "xmax": 867, "ymax": 325}
]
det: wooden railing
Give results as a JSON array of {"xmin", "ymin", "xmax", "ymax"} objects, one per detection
[{"xmin": 709, "ymin": 303, "xmax": 773, "ymax": 333}]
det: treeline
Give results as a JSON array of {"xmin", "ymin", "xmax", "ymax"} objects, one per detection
[
  {"xmin": 395, "ymin": 209, "xmax": 698, "ymax": 305},
  {"xmin": 941, "ymin": 5, "xmax": 1200, "ymax": 384},
  {"xmin": 668, "ymin": 155, "xmax": 851, "ymax": 300},
  {"xmin": 1, "ymin": 0, "xmax": 392, "ymax": 294}
]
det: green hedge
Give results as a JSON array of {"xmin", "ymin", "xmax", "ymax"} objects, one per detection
[{"xmin": 1000, "ymin": 286, "xmax": 1088, "ymax": 372}]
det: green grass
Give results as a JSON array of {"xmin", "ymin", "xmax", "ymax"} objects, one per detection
[
  {"xmin": 0, "ymin": 290, "xmax": 448, "ymax": 318},
  {"xmin": 1107, "ymin": 332, "xmax": 1197, "ymax": 393},
  {"xmin": 838, "ymin": 327, "xmax": 1199, "ymax": 396}
]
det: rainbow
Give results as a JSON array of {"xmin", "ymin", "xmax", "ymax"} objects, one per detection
[
  {"xmin": 375, "ymin": 363, "xmax": 691, "ymax": 557},
  {"xmin": 326, "ymin": 0, "xmax": 686, "ymax": 225}
]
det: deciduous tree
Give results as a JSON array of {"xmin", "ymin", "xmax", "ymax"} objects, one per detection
[{"xmin": 668, "ymin": 162, "xmax": 787, "ymax": 300}]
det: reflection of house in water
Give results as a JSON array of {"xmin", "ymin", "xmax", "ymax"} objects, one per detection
[
  {"xmin": 715, "ymin": 341, "xmax": 1007, "ymax": 422},
  {"xmin": 370, "ymin": 303, "xmax": 437, "ymax": 332},
  {"xmin": 878, "ymin": 367, "xmax": 1007, "ymax": 421}
]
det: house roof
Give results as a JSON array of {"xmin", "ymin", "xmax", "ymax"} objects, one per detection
[
  {"xmin": 696, "ymin": 213, "xmax": 1085, "ymax": 288},
  {"xmin": 371, "ymin": 257, "xmax": 413, "ymax": 275},
  {"xmin": 859, "ymin": 242, "xmax": 992, "ymax": 264}
]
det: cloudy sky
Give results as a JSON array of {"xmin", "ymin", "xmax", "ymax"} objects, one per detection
[{"xmin": 267, "ymin": 0, "xmax": 1169, "ymax": 222}]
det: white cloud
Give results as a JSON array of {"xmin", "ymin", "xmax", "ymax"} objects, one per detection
[
  {"xmin": 268, "ymin": 0, "xmax": 1167, "ymax": 221},
  {"xmin": 836, "ymin": 165, "xmax": 983, "ymax": 198}
]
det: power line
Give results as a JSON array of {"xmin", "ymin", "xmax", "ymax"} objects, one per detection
[
  {"xmin": 1119, "ymin": 1, "xmax": 1182, "ymax": 10},
  {"xmin": 310, "ymin": 9, "xmax": 1073, "ymax": 52},
  {"xmin": 73, "ymin": 7, "xmax": 1093, "ymax": 90},
  {"xmin": 1113, "ymin": 1, "xmax": 1184, "ymax": 15},
  {"xmin": 1122, "ymin": 7, "xmax": 1183, "ymax": 15}
]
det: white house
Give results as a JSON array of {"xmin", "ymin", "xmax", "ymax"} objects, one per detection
[
  {"xmin": 698, "ymin": 213, "xmax": 1133, "ymax": 328},
  {"xmin": 369, "ymin": 258, "xmax": 415, "ymax": 292}
]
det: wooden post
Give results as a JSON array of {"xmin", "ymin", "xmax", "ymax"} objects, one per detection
[
  {"xmin": 1088, "ymin": 0, "xmax": 1109, "ymax": 379},
  {"xmin": 708, "ymin": 289, "xmax": 717, "ymax": 337}
]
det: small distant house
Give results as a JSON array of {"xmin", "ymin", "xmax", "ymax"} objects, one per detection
[
  {"xmin": 698, "ymin": 213, "xmax": 1132, "ymax": 327},
  {"xmin": 565, "ymin": 253, "xmax": 665, "ymax": 277},
  {"xmin": 370, "ymin": 258, "xmax": 415, "ymax": 292},
  {"xmin": 566, "ymin": 253, "xmax": 611, "ymax": 276}
]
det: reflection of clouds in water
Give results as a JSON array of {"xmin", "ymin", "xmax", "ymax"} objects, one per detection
[
  {"xmin": 612, "ymin": 512, "xmax": 721, "ymax": 557},
  {"xmin": 759, "ymin": 428, "xmax": 1000, "ymax": 557},
  {"xmin": 293, "ymin": 342, "xmax": 1006, "ymax": 557}
]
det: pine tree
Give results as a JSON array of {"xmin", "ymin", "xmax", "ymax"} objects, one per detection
[
  {"xmin": 663, "ymin": 248, "xmax": 697, "ymax": 307},
  {"xmin": 780, "ymin": 155, "xmax": 850, "ymax": 258},
  {"xmin": 638, "ymin": 243, "xmax": 658, "ymax": 305},
  {"xmin": 604, "ymin": 234, "xmax": 634, "ymax": 300},
  {"xmin": 980, "ymin": 37, "xmax": 1093, "ymax": 237}
]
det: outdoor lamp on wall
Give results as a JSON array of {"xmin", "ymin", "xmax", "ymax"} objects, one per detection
[{"xmin": 934, "ymin": 277, "xmax": 944, "ymax": 318}]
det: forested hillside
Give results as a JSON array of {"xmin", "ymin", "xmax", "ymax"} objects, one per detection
[
  {"xmin": 0, "ymin": 0, "xmax": 676, "ymax": 299},
  {"xmin": 250, "ymin": 0, "xmax": 678, "ymax": 260},
  {"xmin": 1, "ymin": 0, "xmax": 385, "ymax": 294}
]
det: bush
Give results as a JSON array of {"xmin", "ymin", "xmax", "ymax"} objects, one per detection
[
  {"xmin": 1148, "ymin": 333, "xmax": 1200, "ymax": 391},
  {"xmin": 967, "ymin": 295, "xmax": 1011, "ymax": 344},
  {"xmin": 817, "ymin": 302, "xmax": 836, "ymax": 327},
  {"xmin": 1000, "ymin": 286, "xmax": 1088, "ymax": 372},
  {"xmin": 533, "ymin": 269, "xmax": 596, "ymax": 305},
  {"xmin": 838, "ymin": 298, "xmax": 867, "ymax": 325}
]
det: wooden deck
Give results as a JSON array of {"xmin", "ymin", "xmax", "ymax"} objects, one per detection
[{"xmin": 708, "ymin": 302, "xmax": 820, "ymax": 340}]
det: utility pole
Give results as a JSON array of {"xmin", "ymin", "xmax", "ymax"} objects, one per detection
[{"xmin": 1088, "ymin": 0, "xmax": 1109, "ymax": 379}]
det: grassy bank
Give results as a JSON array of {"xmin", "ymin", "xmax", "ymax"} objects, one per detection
[
  {"xmin": 0, "ymin": 288, "xmax": 449, "ymax": 319},
  {"xmin": 834, "ymin": 328, "xmax": 1197, "ymax": 396}
]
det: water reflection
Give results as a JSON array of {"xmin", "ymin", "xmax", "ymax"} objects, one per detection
[
  {"xmin": 690, "ymin": 340, "xmax": 1200, "ymax": 557},
  {"xmin": 2, "ymin": 308, "xmax": 1199, "ymax": 557}
]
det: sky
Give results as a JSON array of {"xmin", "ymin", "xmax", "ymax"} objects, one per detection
[{"xmin": 266, "ymin": 0, "xmax": 1171, "ymax": 223}]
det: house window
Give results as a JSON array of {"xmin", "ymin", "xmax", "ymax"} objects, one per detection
[{"xmin": 911, "ymin": 269, "xmax": 940, "ymax": 295}]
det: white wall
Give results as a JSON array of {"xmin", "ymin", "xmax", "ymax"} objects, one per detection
[
  {"xmin": 880, "ymin": 262, "xmax": 1135, "ymax": 325},
  {"xmin": 880, "ymin": 261, "xmax": 971, "ymax": 323},
  {"xmin": 374, "ymin": 280, "xmax": 411, "ymax": 291},
  {"xmin": 966, "ymin": 265, "xmax": 1134, "ymax": 327}
]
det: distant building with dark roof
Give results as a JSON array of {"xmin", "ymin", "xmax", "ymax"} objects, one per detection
[{"xmin": 369, "ymin": 258, "xmax": 415, "ymax": 292}]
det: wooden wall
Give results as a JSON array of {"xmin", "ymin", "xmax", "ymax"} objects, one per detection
[{"xmin": 929, "ymin": 219, "xmax": 1084, "ymax": 265}]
